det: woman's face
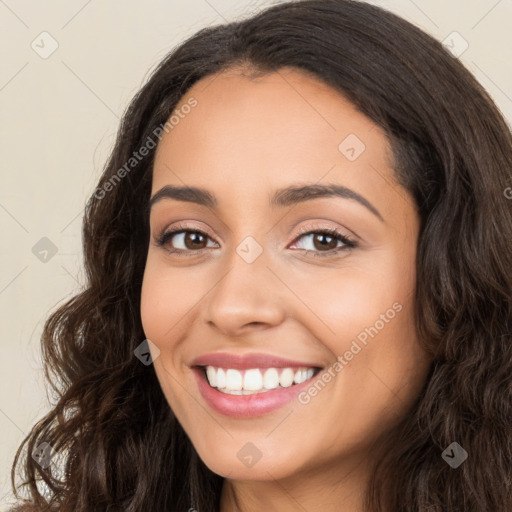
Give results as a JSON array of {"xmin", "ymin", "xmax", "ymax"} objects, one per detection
[{"xmin": 140, "ymin": 67, "xmax": 432, "ymax": 483}]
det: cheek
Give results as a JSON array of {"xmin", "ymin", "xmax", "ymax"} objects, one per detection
[
  {"xmin": 140, "ymin": 271, "xmax": 172, "ymax": 342},
  {"xmin": 139, "ymin": 262, "xmax": 193, "ymax": 412},
  {"xmin": 291, "ymin": 251, "xmax": 422, "ymax": 402},
  {"xmin": 140, "ymin": 258, "xmax": 202, "ymax": 342},
  {"xmin": 289, "ymin": 253, "xmax": 413, "ymax": 350},
  {"xmin": 140, "ymin": 269, "xmax": 170, "ymax": 344}
]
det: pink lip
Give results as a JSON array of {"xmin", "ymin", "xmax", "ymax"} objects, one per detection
[
  {"xmin": 192, "ymin": 367, "xmax": 321, "ymax": 419},
  {"xmin": 190, "ymin": 351, "xmax": 321, "ymax": 370}
]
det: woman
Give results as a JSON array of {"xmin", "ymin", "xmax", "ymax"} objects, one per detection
[{"xmin": 10, "ymin": 0, "xmax": 512, "ymax": 510}]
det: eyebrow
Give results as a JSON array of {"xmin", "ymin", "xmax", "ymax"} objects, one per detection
[{"xmin": 149, "ymin": 183, "xmax": 383, "ymax": 221}]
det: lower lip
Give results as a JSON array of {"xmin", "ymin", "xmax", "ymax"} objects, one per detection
[{"xmin": 192, "ymin": 367, "xmax": 319, "ymax": 418}]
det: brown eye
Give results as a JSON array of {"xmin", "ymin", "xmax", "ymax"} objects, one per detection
[
  {"xmin": 310, "ymin": 233, "xmax": 339, "ymax": 251},
  {"xmin": 157, "ymin": 228, "xmax": 217, "ymax": 255},
  {"xmin": 181, "ymin": 231, "xmax": 208, "ymax": 250},
  {"xmin": 290, "ymin": 227, "xmax": 356, "ymax": 257}
]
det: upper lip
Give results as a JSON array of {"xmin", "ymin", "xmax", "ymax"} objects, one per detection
[{"xmin": 191, "ymin": 352, "xmax": 323, "ymax": 370}]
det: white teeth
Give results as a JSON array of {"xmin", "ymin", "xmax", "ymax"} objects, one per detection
[
  {"xmin": 204, "ymin": 365, "xmax": 318, "ymax": 394},
  {"xmin": 305, "ymin": 368, "xmax": 314, "ymax": 381},
  {"xmin": 294, "ymin": 368, "xmax": 307, "ymax": 384},
  {"xmin": 279, "ymin": 368, "xmax": 295, "ymax": 388},
  {"xmin": 216, "ymin": 368, "xmax": 226, "ymax": 389},
  {"xmin": 263, "ymin": 368, "xmax": 279, "ymax": 389},
  {"xmin": 244, "ymin": 369, "xmax": 263, "ymax": 391},
  {"xmin": 206, "ymin": 366, "xmax": 217, "ymax": 388},
  {"xmin": 225, "ymin": 369, "xmax": 242, "ymax": 390}
]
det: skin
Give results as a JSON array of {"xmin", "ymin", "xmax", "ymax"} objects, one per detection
[{"xmin": 140, "ymin": 66, "xmax": 433, "ymax": 512}]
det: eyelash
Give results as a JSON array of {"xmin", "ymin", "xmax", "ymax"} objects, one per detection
[{"xmin": 154, "ymin": 223, "xmax": 357, "ymax": 259}]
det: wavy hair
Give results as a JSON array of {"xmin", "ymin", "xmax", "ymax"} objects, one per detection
[{"xmin": 10, "ymin": 0, "xmax": 512, "ymax": 510}]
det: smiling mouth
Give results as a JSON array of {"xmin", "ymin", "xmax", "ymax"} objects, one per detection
[{"xmin": 199, "ymin": 365, "xmax": 322, "ymax": 395}]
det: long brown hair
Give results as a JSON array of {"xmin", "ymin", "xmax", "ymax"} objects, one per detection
[{"xmin": 10, "ymin": 1, "xmax": 512, "ymax": 510}]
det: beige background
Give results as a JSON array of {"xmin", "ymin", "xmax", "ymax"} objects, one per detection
[{"xmin": 1, "ymin": 0, "xmax": 511, "ymax": 508}]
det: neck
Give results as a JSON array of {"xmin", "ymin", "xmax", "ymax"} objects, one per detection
[{"xmin": 219, "ymin": 452, "xmax": 373, "ymax": 512}]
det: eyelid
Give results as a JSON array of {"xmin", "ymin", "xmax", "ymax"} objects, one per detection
[
  {"xmin": 290, "ymin": 225, "xmax": 357, "ymax": 254},
  {"xmin": 293, "ymin": 222, "xmax": 357, "ymax": 242},
  {"xmin": 154, "ymin": 221, "xmax": 219, "ymax": 250},
  {"xmin": 156, "ymin": 220, "xmax": 356, "ymax": 242},
  {"xmin": 154, "ymin": 220, "xmax": 357, "ymax": 260},
  {"xmin": 156, "ymin": 221, "xmax": 217, "ymax": 241}
]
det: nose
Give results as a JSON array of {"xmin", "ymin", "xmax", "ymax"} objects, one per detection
[{"xmin": 203, "ymin": 246, "xmax": 287, "ymax": 337}]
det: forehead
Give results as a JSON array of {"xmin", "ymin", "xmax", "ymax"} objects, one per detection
[{"xmin": 151, "ymin": 67, "xmax": 399, "ymax": 217}]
